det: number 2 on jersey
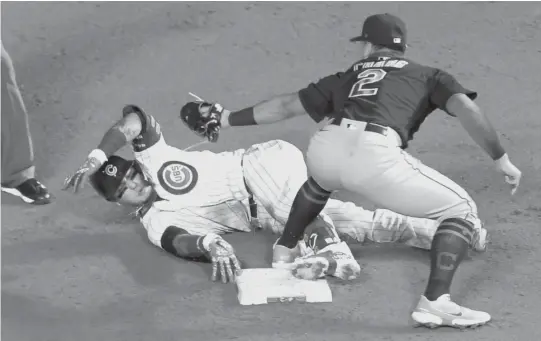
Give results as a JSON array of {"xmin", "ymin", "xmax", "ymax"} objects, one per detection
[{"xmin": 348, "ymin": 69, "xmax": 387, "ymax": 98}]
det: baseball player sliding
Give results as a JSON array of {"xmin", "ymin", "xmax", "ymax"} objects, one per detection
[
  {"xmin": 178, "ymin": 14, "xmax": 521, "ymax": 329},
  {"xmin": 62, "ymin": 104, "xmax": 468, "ymax": 284}
]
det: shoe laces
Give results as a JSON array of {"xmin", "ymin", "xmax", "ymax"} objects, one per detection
[
  {"xmin": 438, "ymin": 294, "xmax": 452, "ymax": 302},
  {"xmin": 435, "ymin": 294, "xmax": 462, "ymax": 313}
]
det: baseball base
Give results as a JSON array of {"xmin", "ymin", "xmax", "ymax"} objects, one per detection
[{"xmin": 235, "ymin": 268, "xmax": 333, "ymax": 305}]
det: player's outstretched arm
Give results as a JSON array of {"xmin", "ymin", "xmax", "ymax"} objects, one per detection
[
  {"xmin": 63, "ymin": 112, "xmax": 143, "ymax": 193},
  {"xmin": 97, "ymin": 112, "xmax": 143, "ymax": 155},
  {"xmin": 446, "ymin": 94, "xmax": 504, "ymax": 160},
  {"xmin": 180, "ymin": 73, "xmax": 339, "ymax": 139},
  {"xmin": 160, "ymin": 226, "xmax": 242, "ymax": 283},
  {"xmin": 446, "ymin": 93, "xmax": 522, "ymax": 194},
  {"xmin": 220, "ymin": 92, "xmax": 307, "ymax": 128}
]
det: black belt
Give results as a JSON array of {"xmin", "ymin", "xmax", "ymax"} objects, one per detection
[
  {"xmin": 241, "ymin": 157, "xmax": 258, "ymax": 222},
  {"xmin": 331, "ymin": 117, "xmax": 388, "ymax": 136},
  {"xmin": 245, "ymin": 180, "xmax": 258, "ymax": 220}
]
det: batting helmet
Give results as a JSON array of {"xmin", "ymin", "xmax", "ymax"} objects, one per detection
[{"xmin": 90, "ymin": 155, "xmax": 138, "ymax": 202}]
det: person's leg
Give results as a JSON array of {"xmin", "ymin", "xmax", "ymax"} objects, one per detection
[
  {"xmin": 337, "ymin": 138, "xmax": 489, "ymax": 329},
  {"xmin": 293, "ymin": 122, "xmax": 489, "ymax": 328},
  {"xmin": 323, "ymin": 200, "xmax": 437, "ymax": 251},
  {"xmin": 241, "ymin": 139, "xmax": 359, "ymax": 278},
  {"xmin": 1, "ymin": 43, "xmax": 51, "ymax": 204}
]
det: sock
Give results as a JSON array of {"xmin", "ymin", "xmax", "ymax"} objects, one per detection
[
  {"xmin": 424, "ymin": 217, "xmax": 475, "ymax": 301},
  {"xmin": 278, "ymin": 177, "xmax": 331, "ymax": 249}
]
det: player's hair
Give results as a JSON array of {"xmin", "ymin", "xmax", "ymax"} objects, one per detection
[{"xmin": 372, "ymin": 44, "xmax": 405, "ymax": 54}]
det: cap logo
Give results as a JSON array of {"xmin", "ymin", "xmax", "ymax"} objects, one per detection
[
  {"xmin": 104, "ymin": 164, "xmax": 118, "ymax": 177},
  {"xmin": 393, "ymin": 38, "xmax": 402, "ymax": 43}
]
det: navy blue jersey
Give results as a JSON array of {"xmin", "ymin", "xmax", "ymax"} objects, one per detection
[{"xmin": 298, "ymin": 51, "xmax": 477, "ymax": 147}]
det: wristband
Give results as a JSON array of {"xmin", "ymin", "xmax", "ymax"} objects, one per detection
[
  {"xmin": 88, "ymin": 149, "xmax": 108, "ymax": 165},
  {"xmin": 228, "ymin": 107, "xmax": 257, "ymax": 126},
  {"xmin": 202, "ymin": 233, "xmax": 221, "ymax": 251}
]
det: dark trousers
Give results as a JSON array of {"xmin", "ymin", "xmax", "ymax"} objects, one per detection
[{"xmin": 1, "ymin": 42, "xmax": 35, "ymax": 187}]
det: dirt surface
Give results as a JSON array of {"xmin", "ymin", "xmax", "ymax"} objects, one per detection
[{"xmin": 2, "ymin": 2, "xmax": 541, "ymax": 341}]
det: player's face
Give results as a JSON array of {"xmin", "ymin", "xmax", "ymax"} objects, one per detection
[{"xmin": 115, "ymin": 166, "xmax": 153, "ymax": 206}]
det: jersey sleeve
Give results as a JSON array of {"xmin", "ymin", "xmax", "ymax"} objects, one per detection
[
  {"xmin": 429, "ymin": 70, "xmax": 478, "ymax": 115},
  {"xmin": 142, "ymin": 210, "xmax": 202, "ymax": 249},
  {"xmin": 298, "ymin": 72, "xmax": 344, "ymax": 123},
  {"xmin": 142, "ymin": 208, "xmax": 217, "ymax": 249},
  {"xmin": 122, "ymin": 105, "xmax": 162, "ymax": 152}
]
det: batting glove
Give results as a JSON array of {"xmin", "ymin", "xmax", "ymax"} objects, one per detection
[
  {"xmin": 202, "ymin": 233, "xmax": 242, "ymax": 283},
  {"xmin": 62, "ymin": 149, "xmax": 107, "ymax": 194}
]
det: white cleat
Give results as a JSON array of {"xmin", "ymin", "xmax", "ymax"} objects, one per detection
[
  {"xmin": 271, "ymin": 239, "xmax": 308, "ymax": 270},
  {"xmin": 411, "ymin": 294, "xmax": 491, "ymax": 329},
  {"xmin": 292, "ymin": 241, "xmax": 361, "ymax": 281}
]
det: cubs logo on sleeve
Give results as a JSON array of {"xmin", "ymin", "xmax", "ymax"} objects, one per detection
[{"xmin": 157, "ymin": 161, "xmax": 199, "ymax": 195}]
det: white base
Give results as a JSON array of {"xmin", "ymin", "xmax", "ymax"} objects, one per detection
[{"xmin": 235, "ymin": 268, "xmax": 332, "ymax": 305}]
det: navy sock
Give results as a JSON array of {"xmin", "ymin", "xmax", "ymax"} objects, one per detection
[
  {"xmin": 424, "ymin": 218, "xmax": 475, "ymax": 301},
  {"xmin": 277, "ymin": 177, "xmax": 331, "ymax": 249}
]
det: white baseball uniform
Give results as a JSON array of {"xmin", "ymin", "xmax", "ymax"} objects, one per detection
[{"xmin": 125, "ymin": 110, "xmax": 437, "ymax": 252}]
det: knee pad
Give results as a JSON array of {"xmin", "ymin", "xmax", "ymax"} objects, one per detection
[{"xmin": 435, "ymin": 217, "xmax": 475, "ymax": 245}]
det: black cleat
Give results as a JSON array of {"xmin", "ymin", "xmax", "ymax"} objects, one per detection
[{"xmin": 1, "ymin": 178, "xmax": 53, "ymax": 205}]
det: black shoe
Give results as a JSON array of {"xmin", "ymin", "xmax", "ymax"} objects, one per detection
[{"xmin": 1, "ymin": 178, "xmax": 53, "ymax": 205}]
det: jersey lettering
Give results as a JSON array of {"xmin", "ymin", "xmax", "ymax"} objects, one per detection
[
  {"xmin": 157, "ymin": 161, "xmax": 198, "ymax": 195},
  {"xmin": 348, "ymin": 68, "xmax": 387, "ymax": 98},
  {"xmin": 353, "ymin": 59, "xmax": 408, "ymax": 71}
]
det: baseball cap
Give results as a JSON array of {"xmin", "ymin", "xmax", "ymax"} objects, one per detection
[
  {"xmin": 90, "ymin": 155, "xmax": 135, "ymax": 202},
  {"xmin": 349, "ymin": 13, "xmax": 407, "ymax": 51}
]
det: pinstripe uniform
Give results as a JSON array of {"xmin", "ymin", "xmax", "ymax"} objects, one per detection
[{"xmin": 128, "ymin": 111, "xmax": 437, "ymax": 252}]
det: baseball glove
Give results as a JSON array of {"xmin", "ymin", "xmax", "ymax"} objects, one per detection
[{"xmin": 180, "ymin": 93, "xmax": 225, "ymax": 143}]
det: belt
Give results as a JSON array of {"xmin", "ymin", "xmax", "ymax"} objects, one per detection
[
  {"xmin": 331, "ymin": 117, "xmax": 389, "ymax": 136},
  {"xmin": 245, "ymin": 180, "xmax": 258, "ymax": 220},
  {"xmin": 241, "ymin": 157, "xmax": 259, "ymax": 223}
]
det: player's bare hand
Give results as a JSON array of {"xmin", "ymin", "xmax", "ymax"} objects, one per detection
[
  {"xmin": 208, "ymin": 237, "xmax": 242, "ymax": 283},
  {"xmin": 62, "ymin": 157, "xmax": 102, "ymax": 194},
  {"xmin": 495, "ymin": 154, "xmax": 522, "ymax": 195}
]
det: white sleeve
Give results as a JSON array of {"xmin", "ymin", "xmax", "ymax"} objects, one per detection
[
  {"xmin": 141, "ymin": 211, "xmax": 172, "ymax": 249},
  {"xmin": 141, "ymin": 208, "xmax": 219, "ymax": 248}
]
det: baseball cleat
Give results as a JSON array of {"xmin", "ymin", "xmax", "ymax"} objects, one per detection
[
  {"xmin": 1, "ymin": 178, "xmax": 53, "ymax": 205},
  {"xmin": 411, "ymin": 294, "xmax": 491, "ymax": 329},
  {"xmin": 271, "ymin": 239, "xmax": 308, "ymax": 270},
  {"xmin": 292, "ymin": 241, "xmax": 361, "ymax": 281},
  {"xmin": 472, "ymin": 227, "xmax": 488, "ymax": 252}
]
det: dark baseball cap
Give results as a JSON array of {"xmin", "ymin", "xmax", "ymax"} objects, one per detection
[
  {"xmin": 350, "ymin": 13, "xmax": 407, "ymax": 51},
  {"xmin": 90, "ymin": 155, "xmax": 135, "ymax": 202}
]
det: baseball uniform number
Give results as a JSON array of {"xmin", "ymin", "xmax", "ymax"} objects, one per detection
[{"xmin": 348, "ymin": 68, "xmax": 387, "ymax": 98}]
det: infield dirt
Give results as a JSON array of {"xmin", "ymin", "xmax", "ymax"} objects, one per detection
[{"xmin": 2, "ymin": 2, "xmax": 541, "ymax": 341}]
